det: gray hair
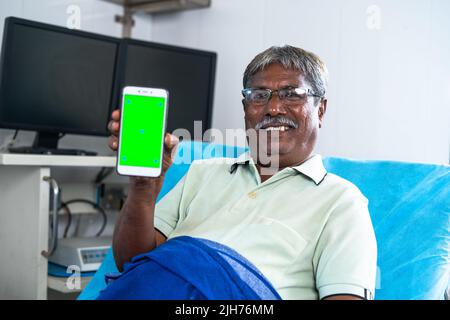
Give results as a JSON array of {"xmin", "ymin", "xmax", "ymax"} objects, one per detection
[{"xmin": 243, "ymin": 45, "xmax": 329, "ymax": 98}]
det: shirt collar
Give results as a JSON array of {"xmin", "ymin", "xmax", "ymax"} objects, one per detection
[
  {"xmin": 228, "ymin": 151, "xmax": 252, "ymax": 174},
  {"xmin": 229, "ymin": 151, "xmax": 327, "ymax": 185},
  {"xmin": 291, "ymin": 154, "xmax": 327, "ymax": 185}
]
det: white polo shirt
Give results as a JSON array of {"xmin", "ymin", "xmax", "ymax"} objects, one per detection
[{"xmin": 154, "ymin": 152, "xmax": 378, "ymax": 300}]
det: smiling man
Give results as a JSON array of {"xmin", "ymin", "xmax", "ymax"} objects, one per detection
[
  {"xmin": 106, "ymin": 45, "xmax": 377, "ymax": 300},
  {"xmin": 242, "ymin": 51, "xmax": 327, "ymax": 182}
]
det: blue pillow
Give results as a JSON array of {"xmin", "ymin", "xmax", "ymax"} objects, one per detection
[
  {"xmin": 78, "ymin": 142, "xmax": 450, "ymax": 300},
  {"xmin": 323, "ymin": 157, "xmax": 449, "ymax": 300}
]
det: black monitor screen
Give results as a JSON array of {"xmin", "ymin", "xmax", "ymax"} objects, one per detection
[
  {"xmin": 122, "ymin": 40, "xmax": 216, "ymax": 138},
  {"xmin": 0, "ymin": 18, "xmax": 119, "ymax": 136}
]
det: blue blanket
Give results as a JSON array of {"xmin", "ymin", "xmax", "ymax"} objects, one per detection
[{"xmin": 96, "ymin": 236, "xmax": 281, "ymax": 300}]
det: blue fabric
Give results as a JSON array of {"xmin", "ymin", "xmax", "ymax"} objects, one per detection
[
  {"xmin": 78, "ymin": 141, "xmax": 450, "ymax": 300},
  {"xmin": 48, "ymin": 262, "xmax": 96, "ymax": 278},
  {"xmin": 96, "ymin": 236, "xmax": 281, "ymax": 300},
  {"xmin": 323, "ymin": 157, "xmax": 450, "ymax": 300}
]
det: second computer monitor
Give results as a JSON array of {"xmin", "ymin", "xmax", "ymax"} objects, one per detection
[{"xmin": 121, "ymin": 39, "xmax": 216, "ymax": 139}]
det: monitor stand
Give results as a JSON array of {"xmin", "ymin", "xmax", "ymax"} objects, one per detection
[{"xmin": 8, "ymin": 132, "xmax": 97, "ymax": 156}]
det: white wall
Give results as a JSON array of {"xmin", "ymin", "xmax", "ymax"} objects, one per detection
[
  {"xmin": 0, "ymin": 0, "xmax": 152, "ymax": 154},
  {"xmin": 0, "ymin": 0, "xmax": 448, "ymax": 163},
  {"xmin": 151, "ymin": 0, "xmax": 450, "ymax": 164},
  {"xmin": 0, "ymin": 0, "xmax": 152, "ymax": 47}
]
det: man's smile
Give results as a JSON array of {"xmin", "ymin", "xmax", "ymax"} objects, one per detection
[
  {"xmin": 255, "ymin": 116, "xmax": 298, "ymax": 132},
  {"xmin": 260, "ymin": 125, "xmax": 292, "ymax": 132}
]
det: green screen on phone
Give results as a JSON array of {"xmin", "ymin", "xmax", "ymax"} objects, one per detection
[{"xmin": 119, "ymin": 94, "xmax": 166, "ymax": 168}]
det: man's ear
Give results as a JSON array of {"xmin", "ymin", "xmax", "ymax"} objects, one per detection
[{"xmin": 318, "ymin": 98, "xmax": 327, "ymax": 128}]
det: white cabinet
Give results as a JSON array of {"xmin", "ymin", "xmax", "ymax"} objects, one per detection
[{"xmin": 0, "ymin": 154, "xmax": 115, "ymax": 300}]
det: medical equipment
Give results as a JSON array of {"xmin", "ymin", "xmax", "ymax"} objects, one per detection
[{"xmin": 48, "ymin": 237, "xmax": 112, "ymax": 272}]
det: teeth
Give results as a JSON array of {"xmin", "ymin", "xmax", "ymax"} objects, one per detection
[{"xmin": 263, "ymin": 126, "xmax": 290, "ymax": 132}]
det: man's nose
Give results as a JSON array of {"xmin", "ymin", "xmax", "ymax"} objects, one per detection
[{"xmin": 265, "ymin": 93, "xmax": 287, "ymax": 116}]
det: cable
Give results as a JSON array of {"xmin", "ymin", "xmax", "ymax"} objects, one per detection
[
  {"xmin": 60, "ymin": 203, "xmax": 72, "ymax": 238},
  {"xmin": 94, "ymin": 167, "xmax": 114, "ymax": 185},
  {"xmin": 56, "ymin": 166, "xmax": 114, "ymax": 237},
  {"xmin": 64, "ymin": 199, "xmax": 107, "ymax": 237},
  {"xmin": 11, "ymin": 129, "xmax": 18, "ymax": 141}
]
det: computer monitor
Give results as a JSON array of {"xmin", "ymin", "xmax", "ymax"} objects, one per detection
[
  {"xmin": 0, "ymin": 17, "xmax": 120, "ymax": 155},
  {"xmin": 0, "ymin": 17, "xmax": 217, "ymax": 155},
  {"xmin": 120, "ymin": 39, "xmax": 216, "ymax": 139}
]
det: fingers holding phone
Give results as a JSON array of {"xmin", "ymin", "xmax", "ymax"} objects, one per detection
[
  {"xmin": 161, "ymin": 133, "xmax": 179, "ymax": 175},
  {"xmin": 107, "ymin": 109, "xmax": 120, "ymax": 151}
]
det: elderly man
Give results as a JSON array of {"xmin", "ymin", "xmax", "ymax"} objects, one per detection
[{"xmin": 106, "ymin": 45, "xmax": 377, "ymax": 300}]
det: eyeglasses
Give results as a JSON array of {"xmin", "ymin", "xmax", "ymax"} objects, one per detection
[{"xmin": 241, "ymin": 87, "xmax": 321, "ymax": 106}]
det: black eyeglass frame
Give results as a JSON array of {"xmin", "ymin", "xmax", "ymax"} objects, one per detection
[{"xmin": 241, "ymin": 87, "xmax": 322, "ymax": 105}]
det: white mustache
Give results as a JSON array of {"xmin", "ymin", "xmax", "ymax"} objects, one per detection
[{"xmin": 255, "ymin": 117, "xmax": 298, "ymax": 130}]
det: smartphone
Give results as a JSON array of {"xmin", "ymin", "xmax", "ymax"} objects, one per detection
[{"xmin": 116, "ymin": 86, "xmax": 168, "ymax": 177}]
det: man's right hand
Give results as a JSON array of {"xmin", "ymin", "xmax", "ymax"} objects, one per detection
[
  {"xmin": 107, "ymin": 109, "xmax": 179, "ymax": 192},
  {"xmin": 108, "ymin": 109, "xmax": 174, "ymax": 270}
]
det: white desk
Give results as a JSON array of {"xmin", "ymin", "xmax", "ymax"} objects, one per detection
[{"xmin": 0, "ymin": 153, "xmax": 115, "ymax": 300}]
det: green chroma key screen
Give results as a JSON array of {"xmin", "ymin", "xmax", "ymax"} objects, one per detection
[{"xmin": 119, "ymin": 94, "xmax": 166, "ymax": 168}]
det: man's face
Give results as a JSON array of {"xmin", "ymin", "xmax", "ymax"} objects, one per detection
[{"xmin": 243, "ymin": 63, "xmax": 327, "ymax": 168}]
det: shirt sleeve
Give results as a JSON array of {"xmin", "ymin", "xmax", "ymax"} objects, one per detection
[
  {"xmin": 313, "ymin": 187, "xmax": 378, "ymax": 300},
  {"xmin": 153, "ymin": 175, "xmax": 187, "ymax": 238}
]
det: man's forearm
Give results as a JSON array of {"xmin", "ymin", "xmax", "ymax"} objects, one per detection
[{"xmin": 112, "ymin": 181, "xmax": 161, "ymax": 272}]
